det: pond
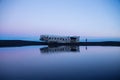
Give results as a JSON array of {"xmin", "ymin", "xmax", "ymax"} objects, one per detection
[{"xmin": 0, "ymin": 46, "xmax": 120, "ymax": 80}]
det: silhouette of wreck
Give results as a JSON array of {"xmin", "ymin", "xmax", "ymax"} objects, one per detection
[
  {"xmin": 40, "ymin": 46, "xmax": 79, "ymax": 53},
  {"xmin": 40, "ymin": 35, "xmax": 80, "ymax": 43}
]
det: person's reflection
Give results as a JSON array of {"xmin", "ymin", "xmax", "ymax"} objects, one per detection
[
  {"xmin": 40, "ymin": 46, "xmax": 79, "ymax": 53},
  {"xmin": 86, "ymin": 46, "xmax": 87, "ymax": 50}
]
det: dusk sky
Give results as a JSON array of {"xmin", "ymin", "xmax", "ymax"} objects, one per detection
[{"xmin": 0, "ymin": 0, "xmax": 120, "ymax": 41}]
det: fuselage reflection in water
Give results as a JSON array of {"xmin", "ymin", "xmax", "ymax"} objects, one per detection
[{"xmin": 40, "ymin": 46, "xmax": 79, "ymax": 53}]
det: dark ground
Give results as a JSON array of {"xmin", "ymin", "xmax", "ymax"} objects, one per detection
[{"xmin": 0, "ymin": 40, "xmax": 120, "ymax": 47}]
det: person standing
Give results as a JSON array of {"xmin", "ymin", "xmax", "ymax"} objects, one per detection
[{"xmin": 85, "ymin": 38, "xmax": 87, "ymax": 43}]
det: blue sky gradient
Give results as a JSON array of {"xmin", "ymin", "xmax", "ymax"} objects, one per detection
[{"xmin": 0, "ymin": 0, "xmax": 120, "ymax": 41}]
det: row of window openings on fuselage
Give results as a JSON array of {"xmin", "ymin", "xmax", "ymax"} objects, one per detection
[{"xmin": 45, "ymin": 37, "xmax": 70, "ymax": 41}]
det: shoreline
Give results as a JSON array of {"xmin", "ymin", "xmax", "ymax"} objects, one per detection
[{"xmin": 0, "ymin": 40, "xmax": 120, "ymax": 47}]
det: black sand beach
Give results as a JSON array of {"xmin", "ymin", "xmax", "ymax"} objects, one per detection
[{"xmin": 0, "ymin": 40, "xmax": 120, "ymax": 47}]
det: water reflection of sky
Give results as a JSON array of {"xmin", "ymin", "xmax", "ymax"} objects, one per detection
[{"xmin": 0, "ymin": 46, "xmax": 120, "ymax": 80}]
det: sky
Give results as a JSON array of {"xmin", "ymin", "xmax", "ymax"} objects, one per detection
[{"xmin": 0, "ymin": 0, "xmax": 120, "ymax": 41}]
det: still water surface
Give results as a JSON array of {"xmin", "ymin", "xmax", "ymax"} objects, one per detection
[{"xmin": 0, "ymin": 46, "xmax": 120, "ymax": 80}]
